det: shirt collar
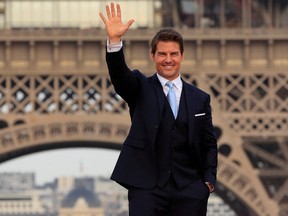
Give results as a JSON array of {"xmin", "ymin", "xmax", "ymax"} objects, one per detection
[{"xmin": 156, "ymin": 73, "xmax": 182, "ymax": 90}]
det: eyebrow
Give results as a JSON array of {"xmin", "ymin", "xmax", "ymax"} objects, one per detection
[{"xmin": 157, "ymin": 51, "xmax": 180, "ymax": 54}]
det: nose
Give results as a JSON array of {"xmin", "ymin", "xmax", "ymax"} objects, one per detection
[{"xmin": 165, "ymin": 54, "xmax": 172, "ymax": 62}]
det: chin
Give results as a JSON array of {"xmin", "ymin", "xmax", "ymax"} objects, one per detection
[{"xmin": 163, "ymin": 69, "xmax": 175, "ymax": 74}]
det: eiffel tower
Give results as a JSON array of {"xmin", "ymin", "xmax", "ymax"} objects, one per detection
[{"xmin": 0, "ymin": 1, "xmax": 287, "ymax": 215}]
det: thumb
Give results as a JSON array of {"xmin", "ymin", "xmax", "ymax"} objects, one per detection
[{"xmin": 125, "ymin": 19, "xmax": 135, "ymax": 29}]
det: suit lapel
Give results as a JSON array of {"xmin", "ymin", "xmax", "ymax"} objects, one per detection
[
  {"xmin": 150, "ymin": 74, "xmax": 165, "ymax": 118},
  {"xmin": 183, "ymin": 80, "xmax": 196, "ymax": 145},
  {"xmin": 150, "ymin": 75, "xmax": 196, "ymax": 124}
]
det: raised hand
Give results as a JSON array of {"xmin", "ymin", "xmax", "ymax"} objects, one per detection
[{"xmin": 99, "ymin": 2, "xmax": 134, "ymax": 43}]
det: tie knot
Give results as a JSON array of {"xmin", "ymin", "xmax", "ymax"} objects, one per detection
[{"xmin": 166, "ymin": 81, "xmax": 174, "ymax": 89}]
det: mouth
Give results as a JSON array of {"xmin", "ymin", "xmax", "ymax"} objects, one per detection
[{"xmin": 163, "ymin": 65, "xmax": 174, "ymax": 70}]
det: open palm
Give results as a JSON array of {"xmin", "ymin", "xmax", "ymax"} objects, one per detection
[{"xmin": 99, "ymin": 2, "xmax": 134, "ymax": 43}]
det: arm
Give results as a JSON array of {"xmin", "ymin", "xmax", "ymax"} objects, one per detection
[
  {"xmin": 203, "ymin": 96, "xmax": 218, "ymax": 192},
  {"xmin": 106, "ymin": 48, "xmax": 141, "ymax": 103},
  {"xmin": 100, "ymin": 2, "xmax": 140, "ymax": 103}
]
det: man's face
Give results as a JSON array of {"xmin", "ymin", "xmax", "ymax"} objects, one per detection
[{"xmin": 151, "ymin": 41, "xmax": 184, "ymax": 81}]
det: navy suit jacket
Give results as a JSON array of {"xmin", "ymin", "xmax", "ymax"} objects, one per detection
[{"xmin": 106, "ymin": 48, "xmax": 217, "ymax": 189}]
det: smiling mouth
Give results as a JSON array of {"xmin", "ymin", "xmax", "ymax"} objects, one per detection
[{"xmin": 163, "ymin": 65, "xmax": 174, "ymax": 69}]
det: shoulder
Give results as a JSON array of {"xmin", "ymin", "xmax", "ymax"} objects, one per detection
[{"xmin": 183, "ymin": 80, "xmax": 210, "ymax": 98}]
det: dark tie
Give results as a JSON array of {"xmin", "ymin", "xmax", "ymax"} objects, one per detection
[{"xmin": 166, "ymin": 81, "xmax": 178, "ymax": 118}]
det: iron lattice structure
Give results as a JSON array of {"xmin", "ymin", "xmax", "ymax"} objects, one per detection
[{"xmin": 0, "ymin": 28, "xmax": 287, "ymax": 216}]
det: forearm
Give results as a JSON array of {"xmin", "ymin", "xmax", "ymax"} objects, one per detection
[{"xmin": 106, "ymin": 48, "xmax": 140, "ymax": 102}]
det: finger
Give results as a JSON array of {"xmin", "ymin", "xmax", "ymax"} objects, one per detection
[
  {"xmin": 99, "ymin": 12, "xmax": 107, "ymax": 24},
  {"xmin": 111, "ymin": 2, "xmax": 116, "ymax": 18},
  {"xmin": 106, "ymin": 4, "xmax": 111, "ymax": 20},
  {"xmin": 116, "ymin": 3, "xmax": 121, "ymax": 19},
  {"xmin": 126, "ymin": 19, "xmax": 135, "ymax": 29}
]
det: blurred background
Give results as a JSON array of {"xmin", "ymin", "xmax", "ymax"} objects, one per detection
[{"xmin": 0, "ymin": 0, "xmax": 287, "ymax": 216}]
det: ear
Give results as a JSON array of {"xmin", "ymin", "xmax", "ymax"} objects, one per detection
[
  {"xmin": 181, "ymin": 52, "xmax": 184, "ymax": 61},
  {"xmin": 150, "ymin": 52, "xmax": 155, "ymax": 62}
]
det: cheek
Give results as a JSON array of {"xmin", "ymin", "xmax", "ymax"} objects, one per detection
[{"xmin": 153, "ymin": 58, "xmax": 162, "ymax": 65}]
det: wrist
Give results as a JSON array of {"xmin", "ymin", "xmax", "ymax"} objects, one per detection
[
  {"xmin": 109, "ymin": 37, "xmax": 121, "ymax": 44},
  {"xmin": 205, "ymin": 182, "xmax": 214, "ymax": 193}
]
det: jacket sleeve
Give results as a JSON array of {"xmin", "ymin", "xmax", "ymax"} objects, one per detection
[
  {"xmin": 202, "ymin": 95, "xmax": 218, "ymax": 186},
  {"xmin": 106, "ymin": 47, "xmax": 141, "ymax": 104}
]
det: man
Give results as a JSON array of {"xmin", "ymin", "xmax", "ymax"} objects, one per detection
[{"xmin": 99, "ymin": 3, "xmax": 217, "ymax": 216}]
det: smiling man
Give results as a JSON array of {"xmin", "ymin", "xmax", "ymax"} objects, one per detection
[
  {"xmin": 151, "ymin": 40, "xmax": 183, "ymax": 80},
  {"xmin": 99, "ymin": 2, "xmax": 218, "ymax": 216}
]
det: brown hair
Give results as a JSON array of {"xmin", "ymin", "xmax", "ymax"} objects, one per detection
[{"xmin": 150, "ymin": 28, "xmax": 184, "ymax": 55}]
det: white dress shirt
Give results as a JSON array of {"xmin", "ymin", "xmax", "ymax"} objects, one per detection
[
  {"xmin": 156, "ymin": 74, "xmax": 183, "ymax": 107},
  {"xmin": 107, "ymin": 39, "xmax": 122, "ymax": 52}
]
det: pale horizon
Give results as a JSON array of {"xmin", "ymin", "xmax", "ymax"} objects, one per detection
[{"xmin": 0, "ymin": 148, "xmax": 120, "ymax": 185}]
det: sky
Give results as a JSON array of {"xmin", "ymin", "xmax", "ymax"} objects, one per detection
[{"xmin": 0, "ymin": 148, "xmax": 120, "ymax": 185}]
